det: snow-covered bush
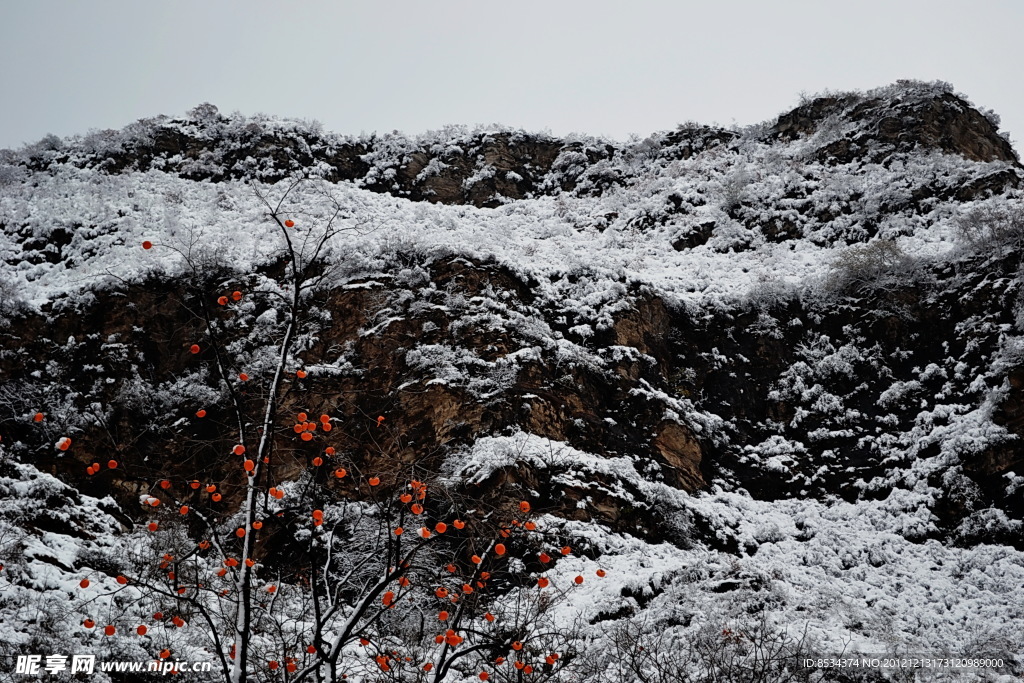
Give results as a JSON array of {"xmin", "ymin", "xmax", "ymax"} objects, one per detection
[
  {"xmin": 820, "ymin": 238, "xmax": 916, "ymax": 298},
  {"xmin": 954, "ymin": 201, "xmax": 1024, "ymax": 255}
]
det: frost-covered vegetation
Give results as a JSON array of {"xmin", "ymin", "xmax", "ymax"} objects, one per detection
[{"xmin": 2, "ymin": 80, "xmax": 1024, "ymax": 681}]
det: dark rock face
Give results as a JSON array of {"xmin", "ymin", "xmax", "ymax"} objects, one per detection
[
  {"xmin": 385, "ymin": 133, "xmax": 567, "ymax": 206},
  {"xmin": 984, "ymin": 367, "xmax": 1024, "ymax": 521},
  {"xmin": 664, "ymin": 246, "xmax": 1024, "ymax": 547},
  {"xmin": 29, "ymin": 119, "xmax": 615, "ymax": 208},
  {"xmin": 770, "ymin": 89, "xmax": 1020, "ymax": 166},
  {"xmin": 771, "ymin": 96, "xmax": 846, "ymax": 142},
  {"xmin": 911, "ymin": 93, "xmax": 1019, "ymax": 163},
  {"xmin": 7, "ymin": 241, "xmax": 1022, "ymax": 545},
  {"xmin": 0, "ymin": 256, "xmax": 703, "ymax": 540}
]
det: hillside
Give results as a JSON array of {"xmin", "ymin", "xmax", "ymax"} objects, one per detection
[{"xmin": 1, "ymin": 80, "xmax": 1023, "ymax": 682}]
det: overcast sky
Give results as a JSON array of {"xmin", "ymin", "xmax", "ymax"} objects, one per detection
[{"xmin": 2, "ymin": 1, "xmax": 1023, "ymax": 153}]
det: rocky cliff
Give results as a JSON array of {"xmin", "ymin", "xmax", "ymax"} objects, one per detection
[{"xmin": 2, "ymin": 79, "xmax": 1023, "ymax": 680}]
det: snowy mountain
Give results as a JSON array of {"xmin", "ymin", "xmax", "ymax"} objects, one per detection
[{"xmin": 1, "ymin": 80, "xmax": 1023, "ymax": 682}]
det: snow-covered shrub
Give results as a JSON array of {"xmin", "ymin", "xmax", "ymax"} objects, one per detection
[
  {"xmin": 0, "ymin": 151, "xmax": 26, "ymax": 186},
  {"xmin": 719, "ymin": 163, "xmax": 751, "ymax": 214},
  {"xmin": 745, "ymin": 272, "xmax": 797, "ymax": 313},
  {"xmin": 954, "ymin": 201, "xmax": 1024, "ymax": 255},
  {"xmin": 0, "ymin": 274, "xmax": 27, "ymax": 320},
  {"xmin": 589, "ymin": 609, "xmax": 823, "ymax": 683},
  {"xmin": 821, "ymin": 238, "xmax": 916, "ymax": 298}
]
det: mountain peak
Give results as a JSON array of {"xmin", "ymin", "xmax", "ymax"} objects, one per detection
[{"xmin": 770, "ymin": 80, "xmax": 1019, "ymax": 165}]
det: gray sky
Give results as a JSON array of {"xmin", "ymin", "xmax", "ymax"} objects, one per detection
[{"xmin": 2, "ymin": 1, "xmax": 1023, "ymax": 152}]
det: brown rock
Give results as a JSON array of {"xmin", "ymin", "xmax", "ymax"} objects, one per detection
[{"xmin": 652, "ymin": 422, "xmax": 704, "ymax": 491}]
